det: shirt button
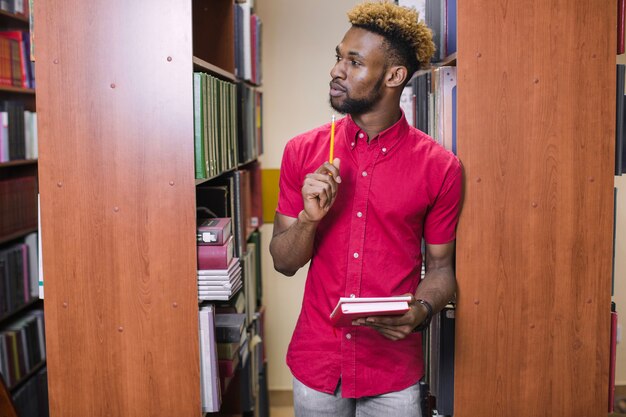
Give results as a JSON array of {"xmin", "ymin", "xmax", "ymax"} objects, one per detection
[
  {"xmin": 382, "ymin": 147, "xmax": 387, "ymax": 153},
  {"xmin": 353, "ymin": 252, "xmax": 359, "ymax": 259},
  {"xmin": 350, "ymin": 294, "xmax": 356, "ymax": 298},
  {"xmin": 351, "ymin": 142, "xmax": 355, "ymax": 147},
  {"xmin": 346, "ymin": 333, "xmax": 352, "ymax": 340},
  {"xmin": 361, "ymin": 171, "xmax": 367, "ymax": 177},
  {"xmin": 357, "ymin": 212, "xmax": 363, "ymax": 218},
  {"xmin": 358, "ymin": 133, "xmax": 364, "ymax": 139}
]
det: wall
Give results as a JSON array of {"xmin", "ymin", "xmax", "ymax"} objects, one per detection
[{"xmin": 255, "ymin": 0, "xmax": 362, "ymax": 391}]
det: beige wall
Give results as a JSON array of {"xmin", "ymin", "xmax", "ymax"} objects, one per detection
[
  {"xmin": 255, "ymin": 0, "xmax": 362, "ymax": 391},
  {"xmin": 257, "ymin": 1, "xmax": 626, "ymax": 390}
]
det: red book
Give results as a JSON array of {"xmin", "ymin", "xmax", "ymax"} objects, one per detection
[
  {"xmin": 197, "ymin": 217, "xmax": 232, "ymax": 246},
  {"xmin": 218, "ymin": 353, "xmax": 240, "ymax": 378},
  {"xmin": 329, "ymin": 296, "xmax": 412, "ymax": 327},
  {"xmin": 197, "ymin": 235, "xmax": 234, "ymax": 270}
]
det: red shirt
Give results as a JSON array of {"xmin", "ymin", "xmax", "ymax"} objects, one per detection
[{"xmin": 277, "ymin": 113, "xmax": 462, "ymax": 398}]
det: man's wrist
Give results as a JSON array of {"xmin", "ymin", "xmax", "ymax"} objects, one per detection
[
  {"xmin": 298, "ymin": 210, "xmax": 320, "ymax": 227},
  {"xmin": 412, "ymin": 299, "xmax": 433, "ymax": 332}
]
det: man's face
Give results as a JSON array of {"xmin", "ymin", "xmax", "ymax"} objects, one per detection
[{"xmin": 329, "ymin": 27, "xmax": 388, "ymax": 115}]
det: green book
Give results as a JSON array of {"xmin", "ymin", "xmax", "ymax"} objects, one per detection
[{"xmin": 193, "ymin": 72, "xmax": 206, "ymax": 179}]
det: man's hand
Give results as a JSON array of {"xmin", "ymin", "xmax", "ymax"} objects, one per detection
[
  {"xmin": 300, "ymin": 158, "xmax": 341, "ymax": 223},
  {"xmin": 353, "ymin": 294, "xmax": 428, "ymax": 341}
]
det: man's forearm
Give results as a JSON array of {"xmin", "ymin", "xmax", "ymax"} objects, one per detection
[
  {"xmin": 270, "ymin": 211, "xmax": 319, "ymax": 276},
  {"xmin": 414, "ymin": 266, "xmax": 456, "ymax": 313}
]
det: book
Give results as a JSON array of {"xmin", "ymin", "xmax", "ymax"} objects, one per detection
[
  {"xmin": 215, "ymin": 313, "xmax": 246, "ymax": 343},
  {"xmin": 197, "ymin": 217, "xmax": 232, "ymax": 246},
  {"xmin": 197, "ymin": 257, "xmax": 240, "ymax": 277},
  {"xmin": 616, "ymin": 65, "xmax": 625, "ymax": 176},
  {"xmin": 197, "ymin": 235, "xmax": 234, "ymax": 270},
  {"xmin": 199, "ymin": 305, "xmax": 221, "ymax": 413},
  {"xmin": 216, "ymin": 340, "xmax": 240, "ymax": 360},
  {"xmin": 329, "ymin": 296, "xmax": 412, "ymax": 327}
]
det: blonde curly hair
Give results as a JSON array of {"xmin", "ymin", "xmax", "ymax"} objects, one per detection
[{"xmin": 347, "ymin": 1, "xmax": 435, "ymax": 72}]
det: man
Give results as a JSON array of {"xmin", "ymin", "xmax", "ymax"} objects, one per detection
[{"xmin": 269, "ymin": 2, "xmax": 462, "ymax": 416}]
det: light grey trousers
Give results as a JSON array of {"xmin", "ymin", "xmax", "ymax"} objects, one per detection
[{"xmin": 293, "ymin": 377, "xmax": 423, "ymax": 417}]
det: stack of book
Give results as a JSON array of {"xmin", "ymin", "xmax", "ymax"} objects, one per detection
[
  {"xmin": 198, "ymin": 258, "xmax": 242, "ymax": 302},
  {"xmin": 215, "ymin": 313, "xmax": 247, "ymax": 394},
  {"xmin": 197, "ymin": 218, "xmax": 243, "ymax": 301}
]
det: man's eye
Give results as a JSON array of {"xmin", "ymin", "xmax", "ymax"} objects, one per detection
[
  {"xmin": 351, "ymin": 60, "xmax": 360, "ymax": 66},
  {"xmin": 335, "ymin": 55, "xmax": 341, "ymax": 62}
]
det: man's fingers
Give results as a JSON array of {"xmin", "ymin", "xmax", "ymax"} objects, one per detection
[
  {"xmin": 315, "ymin": 160, "xmax": 342, "ymax": 183},
  {"xmin": 304, "ymin": 174, "xmax": 338, "ymax": 205}
]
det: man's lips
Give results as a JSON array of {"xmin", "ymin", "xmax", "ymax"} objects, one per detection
[{"xmin": 329, "ymin": 81, "xmax": 346, "ymax": 97}]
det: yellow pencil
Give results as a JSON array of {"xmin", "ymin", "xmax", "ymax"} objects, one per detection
[{"xmin": 329, "ymin": 114, "xmax": 336, "ymax": 164}]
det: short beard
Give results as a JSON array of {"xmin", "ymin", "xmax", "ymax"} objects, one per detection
[{"xmin": 329, "ymin": 73, "xmax": 385, "ymax": 116}]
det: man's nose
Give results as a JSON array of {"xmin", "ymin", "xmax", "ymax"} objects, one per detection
[{"xmin": 330, "ymin": 60, "xmax": 345, "ymax": 80}]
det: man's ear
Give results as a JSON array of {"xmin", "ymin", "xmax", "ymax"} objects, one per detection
[{"xmin": 386, "ymin": 66, "xmax": 408, "ymax": 88}]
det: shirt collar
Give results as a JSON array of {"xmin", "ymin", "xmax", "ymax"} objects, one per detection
[{"xmin": 342, "ymin": 110, "xmax": 410, "ymax": 153}]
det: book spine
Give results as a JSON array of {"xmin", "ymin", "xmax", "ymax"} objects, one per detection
[{"xmin": 197, "ymin": 236, "xmax": 234, "ymax": 270}]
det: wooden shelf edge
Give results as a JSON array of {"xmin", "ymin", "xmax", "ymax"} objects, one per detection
[
  {"xmin": 413, "ymin": 52, "xmax": 458, "ymax": 79},
  {"xmin": 0, "ymin": 159, "xmax": 37, "ymax": 168},
  {"xmin": 0, "ymin": 85, "xmax": 35, "ymax": 95},
  {"xmin": 0, "ymin": 227, "xmax": 38, "ymax": 245},
  {"xmin": 0, "ymin": 9, "xmax": 29, "ymax": 23},
  {"xmin": 8, "ymin": 361, "xmax": 46, "ymax": 393},
  {"xmin": 0, "ymin": 298, "xmax": 42, "ymax": 325},
  {"xmin": 193, "ymin": 56, "xmax": 237, "ymax": 82}
]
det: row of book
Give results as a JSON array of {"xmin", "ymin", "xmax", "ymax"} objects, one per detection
[
  {"xmin": 0, "ymin": 103, "xmax": 38, "ymax": 162},
  {"xmin": 0, "ymin": 233, "xmax": 38, "ymax": 319},
  {"xmin": 193, "ymin": 71, "xmax": 263, "ymax": 180},
  {"xmin": 194, "ymin": 72, "xmax": 238, "ymax": 180},
  {"xmin": 198, "ymin": 232, "xmax": 266, "ymax": 415},
  {"xmin": 200, "ymin": 302, "xmax": 268, "ymax": 415},
  {"xmin": 397, "ymin": 0, "xmax": 456, "ymax": 62},
  {"xmin": 0, "ymin": 31, "xmax": 35, "ymax": 89},
  {"xmin": 234, "ymin": 0, "xmax": 262, "ymax": 85},
  {"xmin": 401, "ymin": 66, "xmax": 457, "ymax": 154},
  {"xmin": 615, "ymin": 64, "xmax": 626, "ymax": 175},
  {"xmin": 0, "ymin": 309, "xmax": 45, "ymax": 389},
  {"xmin": 0, "ymin": 175, "xmax": 37, "ymax": 239},
  {"xmin": 0, "ymin": 0, "xmax": 29, "ymax": 18},
  {"xmin": 11, "ymin": 366, "xmax": 48, "ymax": 417}
]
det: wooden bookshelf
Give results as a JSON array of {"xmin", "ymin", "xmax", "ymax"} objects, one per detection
[
  {"xmin": 454, "ymin": 1, "xmax": 614, "ymax": 416},
  {"xmin": 35, "ymin": 1, "xmax": 202, "ymax": 416}
]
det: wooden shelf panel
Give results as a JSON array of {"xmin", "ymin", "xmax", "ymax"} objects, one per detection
[
  {"xmin": 192, "ymin": 56, "xmax": 236, "ymax": 82},
  {"xmin": 0, "ymin": 159, "xmax": 37, "ymax": 168},
  {"xmin": 0, "ymin": 227, "xmax": 37, "ymax": 245},
  {"xmin": 0, "ymin": 85, "xmax": 35, "ymax": 95},
  {"xmin": 0, "ymin": 9, "xmax": 28, "ymax": 24},
  {"xmin": 8, "ymin": 361, "xmax": 46, "ymax": 393},
  {"xmin": 0, "ymin": 298, "xmax": 42, "ymax": 327}
]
